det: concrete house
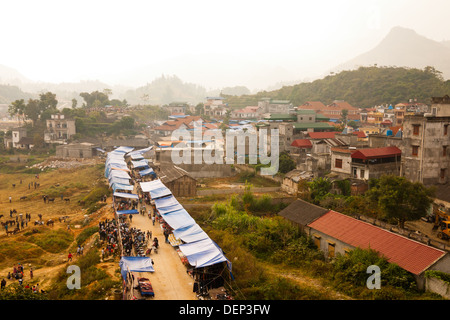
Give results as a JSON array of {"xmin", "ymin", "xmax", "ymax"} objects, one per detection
[
  {"xmin": 307, "ymin": 210, "xmax": 450, "ymax": 290},
  {"xmin": 331, "ymin": 146, "xmax": 402, "ymax": 180},
  {"xmin": 400, "ymin": 95, "xmax": 450, "ymax": 185},
  {"xmin": 278, "ymin": 199, "xmax": 450, "ymax": 291},
  {"xmin": 44, "ymin": 114, "xmax": 76, "ymax": 144}
]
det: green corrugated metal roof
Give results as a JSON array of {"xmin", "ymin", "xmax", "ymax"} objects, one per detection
[
  {"xmin": 292, "ymin": 122, "xmax": 334, "ymax": 130},
  {"xmin": 264, "ymin": 113, "xmax": 297, "ymax": 121}
]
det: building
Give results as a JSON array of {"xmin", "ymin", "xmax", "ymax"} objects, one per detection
[
  {"xmin": 55, "ymin": 142, "xmax": 100, "ymax": 158},
  {"xmin": 278, "ymin": 199, "xmax": 450, "ymax": 291},
  {"xmin": 298, "ymin": 100, "xmax": 360, "ymax": 122},
  {"xmin": 16, "ymin": 137, "xmax": 34, "ymax": 150},
  {"xmin": 231, "ymin": 106, "xmax": 263, "ymax": 119},
  {"xmin": 281, "ymin": 169, "xmax": 314, "ymax": 195},
  {"xmin": 203, "ymin": 97, "xmax": 228, "ymax": 118},
  {"xmin": 258, "ymin": 98, "xmax": 293, "ymax": 114},
  {"xmin": 331, "ymin": 146, "xmax": 402, "ymax": 180},
  {"xmin": 401, "ymin": 96, "xmax": 450, "ymax": 185},
  {"xmin": 44, "ymin": 114, "xmax": 76, "ymax": 144},
  {"xmin": 307, "ymin": 210, "xmax": 449, "ymax": 290},
  {"xmin": 165, "ymin": 102, "xmax": 189, "ymax": 115},
  {"xmin": 159, "ymin": 165, "xmax": 197, "ymax": 197},
  {"xmin": 5, "ymin": 127, "xmax": 27, "ymax": 149}
]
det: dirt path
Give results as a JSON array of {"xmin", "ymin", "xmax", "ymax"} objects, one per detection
[{"xmin": 128, "ymin": 212, "xmax": 197, "ymax": 300}]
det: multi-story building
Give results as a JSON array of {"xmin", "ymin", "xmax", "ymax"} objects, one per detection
[
  {"xmin": 400, "ymin": 95, "xmax": 450, "ymax": 185},
  {"xmin": 44, "ymin": 114, "xmax": 76, "ymax": 144}
]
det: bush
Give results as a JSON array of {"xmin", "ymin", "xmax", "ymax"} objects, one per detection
[{"xmin": 27, "ymin": 229, "xmax": 73, "ymax": 253}]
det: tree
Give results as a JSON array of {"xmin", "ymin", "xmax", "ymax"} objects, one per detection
[
  {"xmin": 340, "ymin": 109, "xmax": 348, "ymax": 124},
  {"xmin": 278, "ymin": 152, "xmax": 296, "ymax": 174},
  {"xmin": 8, "ymin": 99, "xmax": 26, "ymax": 122},
  {"xmin": 365, "ymin": 175, "xmax": 435, "ymax": 228},
  {"xmin": 307, "ymin": 177, "xmax": 332, "ymax": 204},
  {"xmin": 71, "ymin": 98, "xmax": 78, "ymax": 109}
]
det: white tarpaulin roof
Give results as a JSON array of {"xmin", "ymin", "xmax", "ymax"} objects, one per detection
[
  {"xmin": 113, "ymin": 192, "xmax": 139, "ymax": 199},
  {"xmin": 172, "ymin": 223, "xmax": 209, "ymax": 243},
  {"xmin": 119, "ymin": 256, "xmax": 154, "ymax": 281},
  {"xmin": 160, "ymin": 208, "xmax": 196, "ymax": 230},
  {"xmin": 140, "ymin": 179, "xmax": 165, "ymax": 193},
  {"xmin": 178, "ymin": 238, "xmax": 228, "ymax": 268}
]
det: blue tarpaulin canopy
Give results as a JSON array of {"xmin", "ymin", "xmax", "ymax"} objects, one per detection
[
  {"xmin": 119, "ymin": 256, "xmax": 154, "ymax": 281},
  {"xmin": 116, "ymin": 209, "xmax": 139, "ymax": 215},
  {"xmin": 178, "ymin": 238, "xmax": 228, "ymax": 268},
  {"xmin": 138, "ymin": 168, "xmax": 155, "ymax": 176},
  {"xmin": 112, "ymin": 183, "xmax": 134, "ymax": 192},
  {"xmin": 140, "ymin": 179, "xmax": 165, "ymax": 193},
  {"xmin": 154, "ymin": 195, "xmax": 179, "ymax": 209},
  {"xmin": 149, "ymin": 186, "xmax": 172, "ymax": 199},
  {"xmin": 160, "ymin": 209, "xmax": 196, "ymax": 230},
  {"xmin": 109, "ymin": 177, "xmax": 130, "ymax": 186},
  {"xmin": 114, "ymin": 146, "xmax": 135, "ymax": 153},
  {"xmin": 113, "ymin": 192, "xmax": 139, "ymax": 199},
  {"xmin": 131, "ymin": 159, "xmax": 149, "ymax": 168},
  {"xmin": 108, "ymin": 170, "xmax": 131, "ymax": 180},
  {"xmin": 172, "ymin": 223, "xmax": 209, "ymax": 243},
  {"xmin": 157, "ymin": 203, "xmax": 184, "ymax": 214}
]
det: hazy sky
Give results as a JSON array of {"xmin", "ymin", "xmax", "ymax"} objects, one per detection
[{"xmin": 1, "ymin": 0, "xmax": 450, "ymax": 90}]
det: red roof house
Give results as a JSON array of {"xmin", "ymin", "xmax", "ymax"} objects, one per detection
[
  {"xmin": 351, "ymin": 146, "xmax": 401, "ymax": 160},
  {"xmin": 291, "ymin": 139, "xmax": 312, "ymax": 149},
  {"xmin": 307, "ymin": 210, "xmax": 447, "ymax": 277}
]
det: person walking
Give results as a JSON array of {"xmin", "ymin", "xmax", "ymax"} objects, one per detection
[
  {"xmin": 68, "ymin": 252, "xmax": 73, "ymax": 262},
  {"xmin": 152, "ymin": 214, "xmax": 155, "ymax": 226},
  {"xmin": 1, "ymin": 278, "xmax": 6, "ymax": 290}
]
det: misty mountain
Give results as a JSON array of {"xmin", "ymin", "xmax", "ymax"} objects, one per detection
[
  {"xmin": 121, "ymin": 74, "xmax": 208, "ymax": 106},
  {"xmin": 0, "ymin": 64, "xmax": 30, "ymax": 85},
  {"xmin": 105, "ymin": 53, "xmax": 297, "ymax": 92},
  {"xmin": 0, "ymin": 84, "xmax": 34, "ymax": 105},
  {"xmin": 334, "ymin": 26, "xmax": 450, "ymax": 80}
]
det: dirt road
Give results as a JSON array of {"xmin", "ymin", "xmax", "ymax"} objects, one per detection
[{"xmin": 128, "ymin": 212, "xmax": 197, "ymax": 300}]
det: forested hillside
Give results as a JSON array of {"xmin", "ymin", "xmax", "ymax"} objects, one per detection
[
  {"xmin": 223, "ymin": 66, "xmax": 450, "ymax": 108},
  {"xmin": 0, "ymin": 84, "xmax": 34, "ymax": 104}
]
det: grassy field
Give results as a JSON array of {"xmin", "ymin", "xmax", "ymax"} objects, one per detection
[{"xmin": 0, "ymin": 159, "xmax": 122, "ymax": 299}]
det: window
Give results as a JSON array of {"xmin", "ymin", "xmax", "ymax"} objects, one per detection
[
  {"xmin": 412, "ymin": 124, "xmax": 420, "ymax": 136},
  {"xmin": 443, "ymin": 146, "xmax": 447, "ymax": 157},
  {"xmin": 360, "ymin": 169, "xmax": 365, "ymax": 179},
  {"xmin": 441, "ymin": 169, "xmax": 446, "ymax": 180},
  {"xmin": 335, "ymin": 159, "xmax": 343, "ymax": 168},
  {"xmin": 445, "ymin": 124, "xmax": 448, "ymax": 136},
  {"xmin": 412, "ymin": 146, "xmax": 419, "ymax": 156}
]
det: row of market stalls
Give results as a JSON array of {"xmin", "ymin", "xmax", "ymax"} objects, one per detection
[
  {"xmin": 105, "ymin": 146, "xmax": 156, "ymax": 299},
  {"xmin": 105, "ymin": 146, "xmax": 232, "ymax": 297}
]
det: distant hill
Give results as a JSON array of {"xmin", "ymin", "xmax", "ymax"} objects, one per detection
[
  {"xmin": 0, "ymin": 84, "xmax": 34, "ymax": 104},
  {"xmin": 121, "ymin": 74, "xmax": 208, "ymax": 105},
  {"xmin": 334, "ymin": 26, "xmax": 450, "ymax": 80},
  {"xmin": 0, "ymin": 64, "xmax": 30, "ymax": 85},
  {"xmin": 222, "ymin": 66, "xmax": 450, "ymax": 108}
]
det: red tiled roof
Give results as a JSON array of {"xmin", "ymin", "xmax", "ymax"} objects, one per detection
[
  {"xmin": 308, "ymin": 210, "xmax": 446, "ymax": 275},
  {"xmin": 352, "ymin": 131, "xmax": 367, "ymax": 138},
  {"xmin": 351, "ymin": 146, "xmax": 401, "ymax": 160},
  {"xmin": 291, "ymin": 139, "xmax": 312, "ymax": 148},
  {"xmin": 298, "ymin": 101, "xmax": 326, "ymax": 110},
  {"xmin": 327, "ymin": 101, "xmax": 359, "ymax": 111},
  {"xmin": 389, "ymin": 126, "xmax": 403, "ymax": 136},
  {"xmin": 307, "ymin": 132, "xmax": 340, "ymax": 139}
]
